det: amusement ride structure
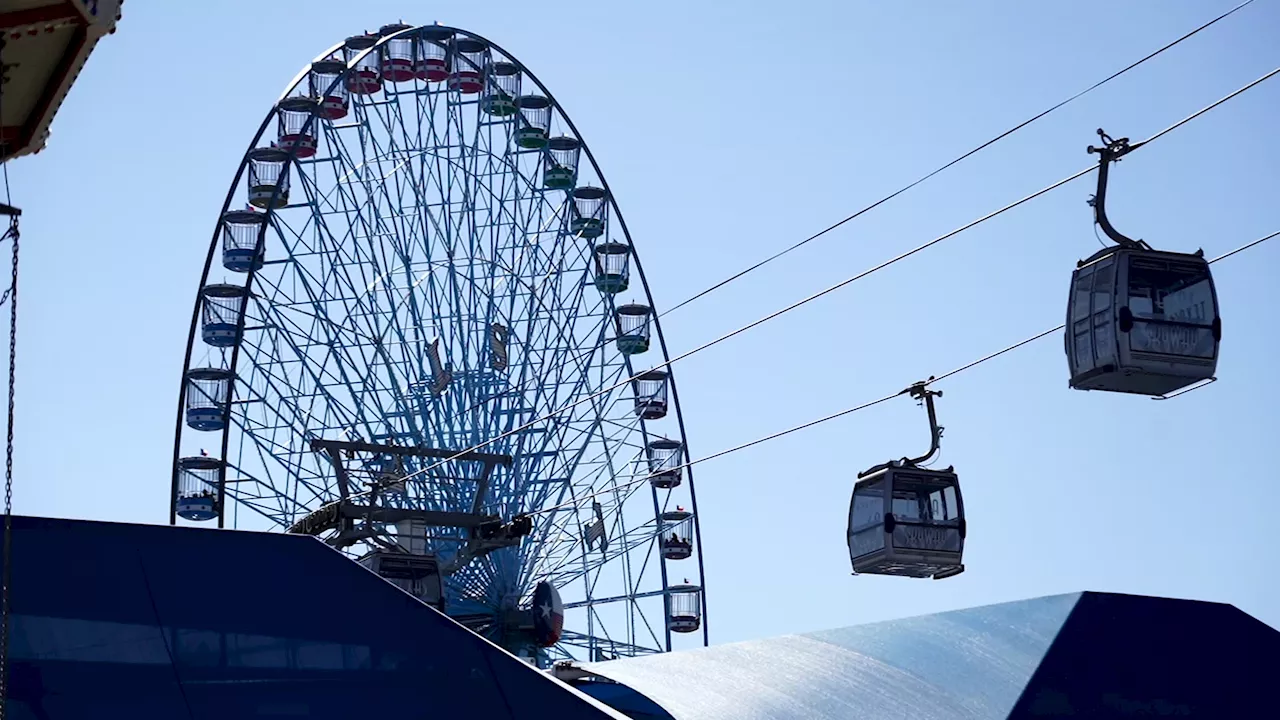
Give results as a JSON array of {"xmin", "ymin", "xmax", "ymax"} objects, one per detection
[
  {"xmin": 162, "ymin": 7, "xmax": 1258, "ymax": 672},
  {"xmin": 169, "ymin": 22, "xmax": 706, "ymax": 665}
]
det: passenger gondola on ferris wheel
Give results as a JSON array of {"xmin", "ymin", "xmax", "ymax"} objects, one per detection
[
  {"xmin": 1066, "ymin": 129, "xmax": 1221, "ymax": 399},
  {"xmin": 848, "ymin": 382, "xmax": 965, "ymax": 580}
]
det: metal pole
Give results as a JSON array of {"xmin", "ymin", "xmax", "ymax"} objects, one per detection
[{"xmin": 0, "ymin": 209, "xmax": 20, "ymax": 720}]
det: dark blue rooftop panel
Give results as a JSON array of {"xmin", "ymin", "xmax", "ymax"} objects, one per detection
[
  {"xmin": 8, "ymin": 514, "xmax": 1277, "ymax": 718},
  {"xmin": 2, "ymin": 515, "xmax": 623, "ymax": 719},
  {"xmin": 583, "ymin": 591, "xmax": 1279, "ymax": 719},
  {"xmin": 1011, "ymin": 591, "xmax": 1279, "ymax": 718}
]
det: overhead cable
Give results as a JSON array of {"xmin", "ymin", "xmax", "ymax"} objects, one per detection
[
  {"xmin": 531, "ymin": 227, "xmax": 1279, "ymax": 516},
  {"xmin": 393, "ymin": 63, "xmax": 1280, "ymax": 490},
  {"xmin": 658, "ymin": 0, "xmax": 1259, "ymax": 319}
]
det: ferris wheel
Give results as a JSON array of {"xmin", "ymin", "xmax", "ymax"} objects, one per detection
[{"xmin": 168, "ymin": 22, "xmax": 707, "ymax": 663}]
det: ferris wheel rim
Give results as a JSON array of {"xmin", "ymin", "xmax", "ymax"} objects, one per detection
[{"xmin": 168, "ymin": 22, "xmax": 710, "ymax": 653}]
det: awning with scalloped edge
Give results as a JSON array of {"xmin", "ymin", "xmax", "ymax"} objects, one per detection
[{"xmin": 0, "ymin": 0, "xmax": 121, "ymax": 161}]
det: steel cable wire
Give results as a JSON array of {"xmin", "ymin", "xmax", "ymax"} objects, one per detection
[
  {"xmin": 658, "ymin": 0, "xmax": 1260, "ymax": 319},
  {"xmin": 382, "ymin": 63, "xmax": 1280, "ymax": 495},
  {"xmin": 525, "ymin": 228, "xmax": 1279, "ymax": 516}
]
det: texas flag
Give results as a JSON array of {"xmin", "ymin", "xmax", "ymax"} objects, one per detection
[{"xmin": 532, "ymin": 581, "xmax": 564, "ymax": 647}]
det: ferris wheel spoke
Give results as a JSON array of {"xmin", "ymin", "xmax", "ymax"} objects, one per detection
[
  {"xmin": 291, "ymin": 161, "xmax": 440, "ymax": 449},
  {"xmin": 223, "ymin": 462, "xmax": 314, "ymax": 521},
  {"xmin": 481, "ymin": 260, "xmax": 602, "ymax": 522},
  {"xmin": 229, "ymin": 413, "xmax": 334, "ymax": 515},
  {"xmin": 543, "ymin": 382, "xmax": 642, "ymax": 506},
  {"xmin": 539, "ymin": 487, "xmax": 665, "ymax": 600},
  {"xmin": 233, "ymin": 335, "xmax": 355, "ymax": 474},
  {"xmin": 230, "ymin": 447, "xmax": 322, "ymax": 515},
  {"xmin": 630, "ymin": 597, "xmax": 664, "ymax": 651},
  {"xmin": 556, "ymin": 630, "xmax": 662, "ymax": 658},
  {"xmin": 585, "ymin": 604, "xmax": 618, "ymax": 651},
  {"xmin": 417, "ymin": 98, "xmax": 464, "ymax": 401},
  {"xmin": 529, "ymin": 405, "xmax": 634, "ymax": 519},
  {"xmin": 233, "ymin": 365, "xmax": 322, "ymax": 520},
  {"xmin": 244, "ymin": 275, "xmax": 379, "ymax": 440},
  {"xmin": 235, "ymin": 346, "xmax": 390, "ymax": 515},
  {"xmin": 538, "ymin": 503, "xmax": 661, "ymax": 588},
  {"xmin": 384, "ymin": 110, "xmax": 488, "ymax": 407},
  {"xmin": 564, "ymin": 593, "xmax": 666, "ymax": 654},
  {"xmin": 432, "ymin": 103, "xmax": 479, "ymax": 401},
  {"xmin": 528, "ymin": 480, "xmax": 632, "ymax": 579},
  {"xmin": 516, "ymin": 302, "xmax": 615, "ymax": 483},
  {"xmin": 355, "ymin": 97, "xmax": 499, "ymax": 445},
  {"xmin": 256, "ymin": 220, "xmax": 390, "ymax": 402},
  {"xmin": 518, "ymin": 357, "xmax": 613, "ymax": 499}
]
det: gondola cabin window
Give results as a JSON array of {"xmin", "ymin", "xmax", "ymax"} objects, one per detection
[
  {"xmin": 1126, "ymin": 256, "xmax": 1215, "ymax": 359},
  {"xmin": 890, "ymin": 473, "xmax": 963, "ymax": 555},
  {"xmin": 848, "ymin": 478, "xmax": 885, "ymax": 561}
]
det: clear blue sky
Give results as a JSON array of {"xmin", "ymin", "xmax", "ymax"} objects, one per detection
[{"xmin": 8, "ymin": 0, "xmax": 1279, "ymax": 645}]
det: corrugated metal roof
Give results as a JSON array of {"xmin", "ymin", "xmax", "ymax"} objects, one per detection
[{"xmin": 580, "ymin": 592, "xmax": 1279, "ymax": 719}]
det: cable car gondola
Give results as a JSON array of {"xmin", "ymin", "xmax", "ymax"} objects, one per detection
[
  {"xmin": 848, "ymin": 381, "xmax": 965, "ymax": 580},
  {"xmin": 1065, "ymin": 130, "xmax": 1221, "ymax": 398}
]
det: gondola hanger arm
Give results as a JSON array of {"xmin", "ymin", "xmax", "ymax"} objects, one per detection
[
  {"xmin": 1086, "ymin": 128, "xmax": 1152, "ymax": 251},
  {"xmin": 903, "ymin": 378, "xmax": 945, "ymax": 467}
]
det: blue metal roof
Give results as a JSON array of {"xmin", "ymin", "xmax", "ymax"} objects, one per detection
[
  {"xmin": 7, "ymin": 514, "xmax": 1277, "ymax": 718},
  {"xmin": 581, "ymin": 591, "xmax": 1279, "ymax": 718},
  {"xmin": 1, "ymin": 515, "xmax": 623, "ymax": 719}
]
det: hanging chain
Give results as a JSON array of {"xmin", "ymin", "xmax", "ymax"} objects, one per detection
[{"xmin": 0, "ymin": 216, "xmax": 18, "ymax": 719}]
